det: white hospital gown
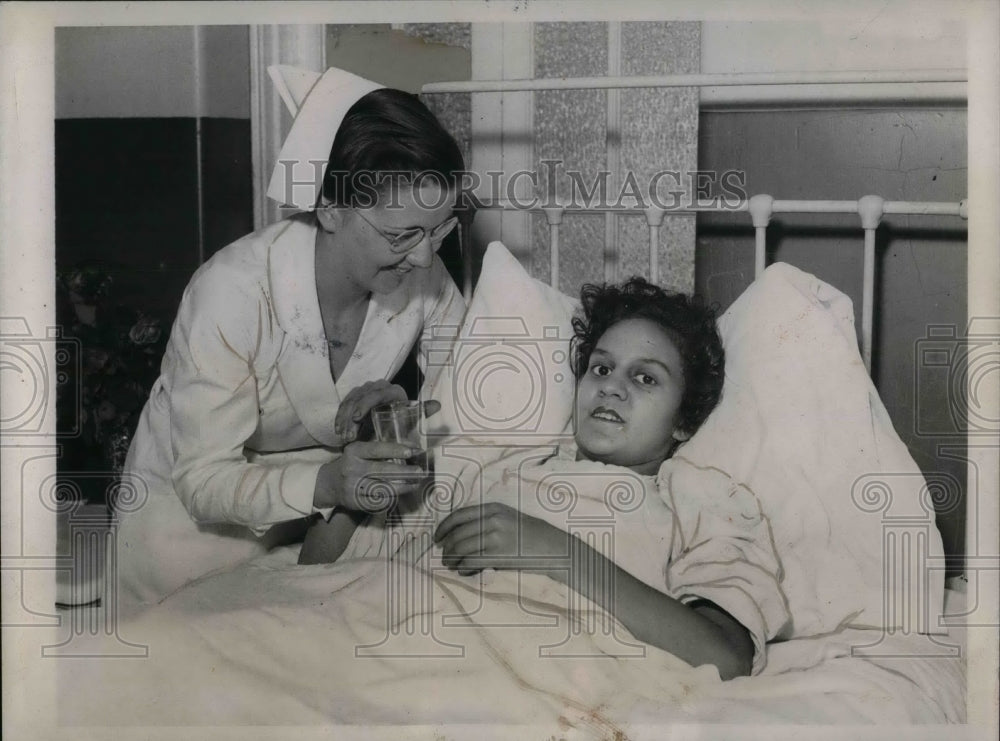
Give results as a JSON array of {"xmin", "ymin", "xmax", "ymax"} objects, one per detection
[
  {"xmin": 458, "ymin": 443, "xmax": 790, "ymax": 674},
  {"xmin": 117, "ymin": 215, "xmax": 465, "ymax": 608}
]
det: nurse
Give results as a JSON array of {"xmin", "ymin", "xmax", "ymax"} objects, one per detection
[{"xmin": 116, "ymin": 67, "xmax": 467, "ymax": 608}]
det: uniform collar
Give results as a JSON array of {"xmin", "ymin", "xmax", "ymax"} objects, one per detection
[{"xmin": 267, "ymin": 217, "xmax": 422, "ymax": 447}]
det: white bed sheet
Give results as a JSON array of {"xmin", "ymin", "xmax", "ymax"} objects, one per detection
[{"xmin": 58, "ymin": 547, "xmax": 966, "ymax": 732}]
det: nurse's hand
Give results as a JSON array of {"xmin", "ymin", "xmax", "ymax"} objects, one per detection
[
  {"xmin": 313, "ymin": 441, "xmax": 426, "ymax": 513},
  {"xmin": 334, "ymin": 381, "xmax": 408, "ymax": 443}
]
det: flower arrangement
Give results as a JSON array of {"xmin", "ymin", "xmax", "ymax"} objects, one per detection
[{"xmin": 57, "ymin": 263, "xmax": 168, "ymax": 500}]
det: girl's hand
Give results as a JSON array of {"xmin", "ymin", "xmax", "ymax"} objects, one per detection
[
  {"xmin": 433, "ymin": 503, "xmax": 570, "ymax": 578},
  {"xmin": 315, "ymin": 441, "xmax": 426, "ymax": 512},
  {"xmin": 334, "ymin": 381, "xmax": 408, "ymax": 442}
]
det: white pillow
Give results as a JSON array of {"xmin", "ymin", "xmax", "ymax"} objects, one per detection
[
  {"xmin": 427, "ymin": 249, "xmax": 945, "ymax": 639},
  {"xmin": 664, "ymin": 262, "xmax": 945, "ymax": 638},
  {"xmin": 423, "ymin": 241, "xmax": 579, "ymax": 451}
]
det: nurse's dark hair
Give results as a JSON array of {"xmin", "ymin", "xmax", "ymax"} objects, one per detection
[
  {"xmin": 571, "ymin": 277, "xmax": 725, "ymax": 437},
  {"xmin": 321, "ymin": 88, "xmax": 465, "ymax": 207}
]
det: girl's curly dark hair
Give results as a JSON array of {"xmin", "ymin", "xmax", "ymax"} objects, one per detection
[{"xmin": 571, "ymin": 277, "xmax": 725, "ymax": 437}]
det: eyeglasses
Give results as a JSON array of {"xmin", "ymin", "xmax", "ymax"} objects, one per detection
[{"xmin": 352, "ymin": 208, "xmax": 459, "ymax": 254}]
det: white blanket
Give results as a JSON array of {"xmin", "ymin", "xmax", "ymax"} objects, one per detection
[{"xmin": 58, "ymin": 548, "xmax": 965, "ymax": 731}]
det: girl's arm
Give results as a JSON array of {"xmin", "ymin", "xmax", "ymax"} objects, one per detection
[
  {"xmin": 434, "ymin": 502, "xmax": 754, "ymax": 680},
  {"xmin": 559, "ymin": 534, "xmax": 753, "ymax": 679},
  {"xmin": 298, "ymin": 444, "xmax": 425, "ymax": 565},
  {"xmin": 297, "ymin": 507, "xmax": 367, "ymax": 565}
]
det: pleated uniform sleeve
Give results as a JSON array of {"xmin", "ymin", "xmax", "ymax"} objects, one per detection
[{"xmin": 166, "ymin": 258, "xmax": 327, "ymax": 532}]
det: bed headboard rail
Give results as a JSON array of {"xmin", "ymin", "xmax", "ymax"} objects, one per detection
[{"xmin": 459, "ymin": 196, "xmax": 968, "ymax": 373}]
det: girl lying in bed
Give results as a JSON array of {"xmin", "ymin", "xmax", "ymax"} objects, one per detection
[
  {"xmin": 300, "ymin": 277, "xmax": 789, "ymax": 679},
  {"xmin": 432, "ymin": 278, "xmax": 789, "ymax": 680}
]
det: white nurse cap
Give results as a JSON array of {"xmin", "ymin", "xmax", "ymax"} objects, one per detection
[{"xmin": 266, "ymin": 65, "xmax": 384, "ymax": 211}]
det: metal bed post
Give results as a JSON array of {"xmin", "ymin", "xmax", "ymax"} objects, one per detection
[
  {"xmin": 643, "ymin": 207, "xmax": 666, "ymax": 285},
  {"xmin": 457, "ymin": 208, "xmax": 476, "ymax": 302},
  {"xmin": 542, "ymin": 206, "xmax": 564, "ymax": 289},
  {"xmin": 857, "ymin": 195, "xmax": 885, "ymax": 374},
  {"xmin": 747, "ymin": 194, "xmax": 774, "ymax": 279}
]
